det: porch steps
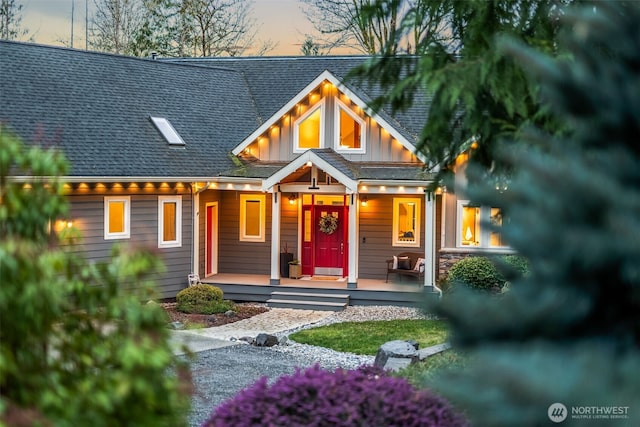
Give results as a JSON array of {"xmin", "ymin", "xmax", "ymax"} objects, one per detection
[{"xmin": 267, "ymin": 291, "xmax": 349, "ymax": 311}]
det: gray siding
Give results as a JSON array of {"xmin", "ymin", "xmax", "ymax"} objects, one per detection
[
  {"xmin": 357, "ymin": 195, "xmax": 425, "ymax": 280},
  {"xmin": 64, "ymin": 188, "xmax": 193, "ymax": 299},
  {"xmin": 218, "ymin": 191, "xmax": 272, "ymax": 275}
]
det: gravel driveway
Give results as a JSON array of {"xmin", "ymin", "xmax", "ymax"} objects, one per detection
[{"xmin": 180, "ymin": 305, "xmax": 428, "ymax": 427}]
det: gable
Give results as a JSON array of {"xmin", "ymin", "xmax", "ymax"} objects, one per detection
[{"xmin": 233, "ymin": 70, "xmax": 426, "ymax": 164}]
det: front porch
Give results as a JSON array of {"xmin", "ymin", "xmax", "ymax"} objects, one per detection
[{"xmin": 200, "ymin": 273, "xmax": 440, "ymax": 307}]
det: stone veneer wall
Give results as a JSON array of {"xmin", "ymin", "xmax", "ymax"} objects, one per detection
[{"xmin": 438, "ymin": 248, "xmax": 516, "ymax": 280}]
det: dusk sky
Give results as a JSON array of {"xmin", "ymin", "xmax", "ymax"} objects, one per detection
[{"xmin": 19, "ymin": 0, "xmax": 347, "ymax": 56}]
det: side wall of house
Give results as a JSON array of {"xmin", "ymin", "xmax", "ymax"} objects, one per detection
[
  {"xmin": 63, "ymin": 187, "xmax": 193, "ymax": 299},
  {"xmin": 438, "ymin": 191, "xmax": 514, "ymax": 280}
]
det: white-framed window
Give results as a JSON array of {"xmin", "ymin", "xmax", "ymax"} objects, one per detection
[
  {"xmin": 393, "ymin": 197, "xmax": 421, "ymax": 247},
  {"xmin": 293, "ymin": 98, "xmax": 326, "ymax": 152},
  {"xmin": 104, "ymin": 196, "xmax": 130, "ymax": 240},
  {"xmin": 456, "ymin": 200, "xmax": 507, "ymax": 248},
  {"xmin": 240, "ymin": 194, "xmax": 266, "ymax": 242},
  {"xmin": 158, "ymin": 196, "xmax": 182, "ymax": 248},
  {"xmin": 334, "ymin": 98, "xmax": 365, "ymax": 153}
]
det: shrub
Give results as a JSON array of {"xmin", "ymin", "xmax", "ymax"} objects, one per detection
[
  {"xmin": 176, "ymin": 284, "xmax": 230, "ymax": 314},
  {"xmin": 446, "ymin": 256, "xmax": 505, "ymax": 292},
  {"xmin": 500, "ymin": 255, "xmax": 529, "ymax": 278},
  {"xmin": 204, "ymin": 365, "xmax": 469, "ymax": 427}
]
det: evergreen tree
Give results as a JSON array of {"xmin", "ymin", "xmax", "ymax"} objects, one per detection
[
  {"xmin": 350, "ymin": 0, "xmax": 567, "ymax": 178},
  {"xmin": 0, "ymin": 127, "xmax": 190, "ymax": 426},
  {"xmin": 428, "ymin": 2, "xmax": 640, "ymax": 425}
]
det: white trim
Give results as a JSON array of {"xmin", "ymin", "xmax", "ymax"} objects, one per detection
[
  {"xmin": 205, "ymin": 202, "xmax": 219, "ymax": 275},
  {"xmin": 104, "ymin": 196, "xmax": 130, "ymax": 240},
  {"xmin": 293, "ymin": 98, "xmax": 326, "ymax": 152},
  {"xmin": 334, "ymin": 97, "xmax": 366, "ymax": 153},
  {"xmin": 392, "ymin": 197, "xmax": 421, "ymax": 248},
  {"xmin": 456, "ymin": 200, "xmax": 509, "ymax": 249},
  {"xmin": 232, "ymin": 70, "xmax": 424, "ymax": 162},
  {"xmin": 158, "ymin": 195, "xmax": 182, "ymax": 248},
  {"xmin": 239, "ymin": 194, "xmax": 266, "ymax": 242},
  {"xmin": 262, "ymin": 150, "xmax": 358, "ymax": 193},
  {"xmin": 270, "ymin": 193, "xmax": 281, "ymax": 283}
]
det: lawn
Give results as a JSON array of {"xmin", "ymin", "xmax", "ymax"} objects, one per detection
[{"xmin": 288, "ymin": 319, "xmax": 448, "ymax": 355}]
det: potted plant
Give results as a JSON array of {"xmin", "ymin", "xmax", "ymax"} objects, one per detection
[
  {"xmin": 288, "ymin": 259, "xmax": 302, "ymax": 279},
  {"xmin": 280, "ymin": 243, "xmax": 294, "ymax": 278}
]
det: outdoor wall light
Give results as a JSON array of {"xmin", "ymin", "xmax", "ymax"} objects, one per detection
[
  {"xmin": 288, "ymin": 193, "xmax": 298, "ymax": 205},
  {"xmin": 360, "ymin": 196, "xmax": 368, "ymax": 206}
]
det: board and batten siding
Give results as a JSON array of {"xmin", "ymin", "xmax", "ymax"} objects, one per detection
[
  {"xmin": 64, "ymin": 191, "xmax": 192, "ymax": 299},
  {"xmin": 357, "ymin": 195, "xmax": 425, "ymax": 281},
  {"xmin": 245, "ymin": 83, "xmax": 422, "ymax": 164}
]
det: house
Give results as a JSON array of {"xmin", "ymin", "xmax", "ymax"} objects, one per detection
[{"xmin": 0, "ymin": 41, "xmax": 513, "ymax": 303}]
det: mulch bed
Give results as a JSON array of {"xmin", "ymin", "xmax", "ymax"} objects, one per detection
[{"xmin": 161, "ymin": 302, "xmax": 269, "ymax": 328}]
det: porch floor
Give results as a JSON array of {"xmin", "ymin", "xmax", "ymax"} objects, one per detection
[{"xmin": 200, "ymin": 273, "xmax": 438, "ymax": 307}]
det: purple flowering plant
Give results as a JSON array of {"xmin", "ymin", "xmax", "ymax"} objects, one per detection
[{"xmin": 203, "ymin": 365, "xmax": 468, "ymax": 427}]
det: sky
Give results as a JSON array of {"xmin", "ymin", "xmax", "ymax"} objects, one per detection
[{"xmin": 18, "ymin": 0, "xmax": 342, "ymax": 56}]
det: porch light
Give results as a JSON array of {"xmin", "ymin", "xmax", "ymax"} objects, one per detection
[
  {"xmin": 288, "ymin": 193, "xmax": 298, "ymax": 205},
  {"xmin": 360, "ymin": 196, "xmax": 368, "ymax": 206}
]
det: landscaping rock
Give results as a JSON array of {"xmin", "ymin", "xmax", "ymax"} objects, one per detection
[
  {"xmin": 374, "ymin": 340, "xmax": 419, "ymax": 370},
  {"xmin": 254, "ymin": 333, "xmax": 278, "ymax": 347}
]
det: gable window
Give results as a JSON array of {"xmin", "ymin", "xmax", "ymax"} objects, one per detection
[
  {"xmin": 104, "ymin": 196, "xmax": 130, "ymax": 240},
  {"xmin": 158, "ymin": 196, "xmax": 182, "ymax": 248},
  {"xmin": 457, "ymin": 200, "xmax": 507, "ymax": 248},
  {"xmin": 335, "ymin": 98, "xmax": 365, "ymax": 152},
  {"xmin": 294, "ymin": 99, "xmax": 325, "ymax": 151},
  {"xmin": 240, "ymin": 194, "xmax": 266, "ymax": 242},
  {"xmin": 393, "ymin": 197, "xmax": 421, "ymax": 247}
]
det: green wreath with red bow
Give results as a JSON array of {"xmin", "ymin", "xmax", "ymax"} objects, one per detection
[{"xmin": 318, "ymin": 214, "xmax": 338, "ymax": 235}]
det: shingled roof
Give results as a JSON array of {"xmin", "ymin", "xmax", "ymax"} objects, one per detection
[
  {"xmin": 169, "ymin": 56, "xmax": 431, "ymax": 146},
  {"xmin": 1, "ymin": 41, "xmax": 432, "ymax": 182},
  {"xmin": 0, "ymin": 41, "xmax": 260, "ymax": 179}
]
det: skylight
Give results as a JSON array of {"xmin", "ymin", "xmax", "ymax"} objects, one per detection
[{"xmin": 150, "ymin": 117, "xmax": 185, "ymax": 146}]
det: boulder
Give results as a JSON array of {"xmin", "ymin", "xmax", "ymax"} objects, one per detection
[
  {"xmin": 254, "ymin": 333, "xmax": 278, "ymax": 347},
  {"xmin": 374, "ymin": 340, "xmax": 419, "ymax": 370}
]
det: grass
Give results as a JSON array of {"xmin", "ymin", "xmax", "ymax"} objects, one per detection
[{"xmin": 288, "ymin": 319, "xmax": 448, "ymax": 355}]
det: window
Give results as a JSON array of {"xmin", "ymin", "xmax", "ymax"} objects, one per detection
[
  {"xmin": 158, "ymin": 196, "xmax": 182, "ymax": 248},
  {"xmin": 334, "ymin": 98, "xmax": 365, "ymax": 152},
  {"xmin": 150, "ymin": 117, "xmax": 185, "ymax": 146},
  {"xmin": 104, "ymin": 196, "xmax": 130, "ymax": 240},
  {"xmin": 457, "ymin": 201, "xmax": 507, "ymax": 248},
  {"xmin": 294, "ymin": 99, "xmax": 325, "ymax": 151},
  {"xmin": 240, "ymin": 194, "xmax": 266, "ymax": 242},
  {"xmin": 393, "ymin": 198, "xmax": 421, "ymax": 247}
]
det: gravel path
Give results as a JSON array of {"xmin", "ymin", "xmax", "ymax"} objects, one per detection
[{"xmin": 184, "ymin": 306, "xmax": 430, "ymax": 427}]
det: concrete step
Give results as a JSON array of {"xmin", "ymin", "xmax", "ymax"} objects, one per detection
[
  {"xmin": 266, "ymin": 298, "xmax": 347, "ymax": 311},
  {"xmin": 267, "ymin": 291, "xmax": 349, "ymax": 311},
  {"xmin": 270, "ymin": 291, "xmax": 349, "ymax": 304}
]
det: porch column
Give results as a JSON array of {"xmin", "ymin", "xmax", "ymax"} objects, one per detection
[
  {"xmin": 424, "ymin": 190, "xmax": 436, "ymax": 289},
  {"xmin": 270, "ymin": 191, "xmax": 281, "ymax": 285},
  {"xmin": 347, "ymin": 193, "xmax": 359, "ymax": 289}
]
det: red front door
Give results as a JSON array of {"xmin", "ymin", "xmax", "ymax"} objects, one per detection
[{"xmin": 302, "ymin": 204, "xmax": 348, "ymax": 277}]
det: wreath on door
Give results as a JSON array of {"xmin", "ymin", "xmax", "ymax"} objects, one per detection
[{"xmin": 319, "ymin": 214, "xmax": 338, "ymax": 235}]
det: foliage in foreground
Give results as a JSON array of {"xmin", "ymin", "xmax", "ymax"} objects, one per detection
[
  {"xmin": 289, "ymin": 319, "xmax": 448, "ymax": 355},
  {"xmin": 427, "ymin": 2, "xmax": 640, "ymax": 425},
  {"xmin": 0, "ymin": 128, "xmax": 190, "ymax": 427},
  {"xmin": 204, "ymin": 365, "xmax": 468, "ymax": 427}
]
